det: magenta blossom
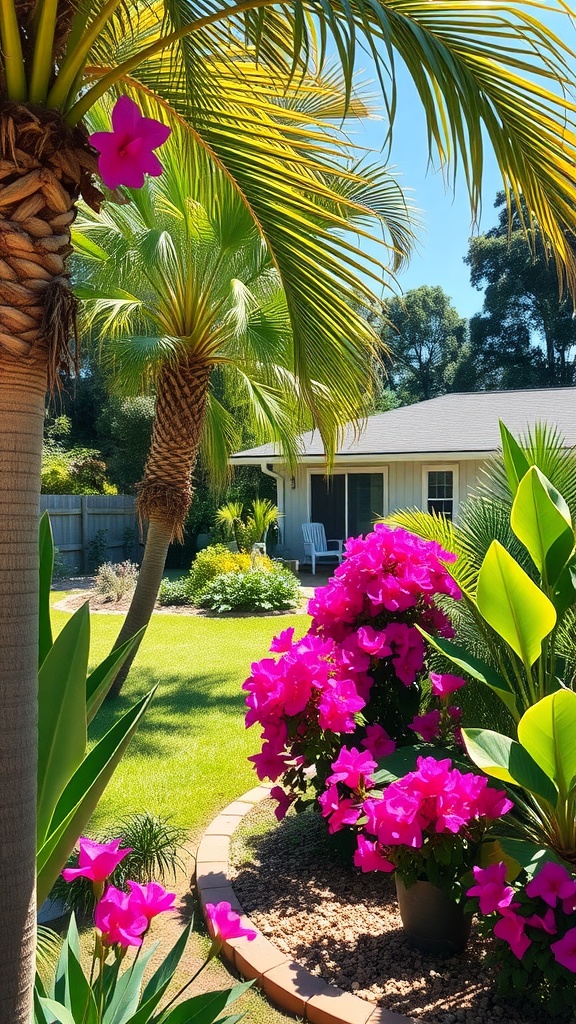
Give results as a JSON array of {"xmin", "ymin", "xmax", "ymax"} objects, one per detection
[
  {"xmin": 525, "ymin": 861, "xmax": 576, "ymax": 908},
  {"xmin": 270, "ymin": 627, "xmax": 295, "ymax": 653},
  {"xmin": 327, "ymin": 746, "xmax": 376, "ymax": 790},
  {"xmin": 354, "ymin": 835, "xmax": 394, "ymax": 873},
  {"xmin": 361, "ymin": 723, "xmax": 396, "ymax": 759},
  {"xmin": 126, "ymin": 881, "xmax": 176, "ymax": 921},
  {"xmin": 94, "ymin": 886, "xmax": 148, "ymax": 947},
  {"xmin": 429, "ymin": 672, "xmax": 466, "ymax": 698},
  {"xmin": 551, "ymin": 927, "xmax": 576, "ymax": 973},
  {"xmin": 62, "ymin": 837, "xmax": 132, "ymax": 883},
  {"xmin": 493, "ymin": 908, "xmax": 531, "ymax": 960},
  {"xmin": 270, "ymin": 785, "xmax": 296, "ymax": 821},
  {"xmin": 466, "ymin": 863, "xmax": 515, "ymax": 915},
  {"xmin": 90, "ymin": 96, "xmax": 171, "ymax": 190},
  {"xmin": 409, "ymin": 709, "xmax": 441, "ymax": 742},
  {"xmin": 526, "ymin": 907, "xmax": 557, "ymax": 935},
  {"xmin": 205, "ymin": 901, "xmax": 257, "ymax": 942}
]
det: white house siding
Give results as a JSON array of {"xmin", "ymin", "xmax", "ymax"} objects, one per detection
[{"xmin": 273, "ymin": 458, "xmax": 487, "ymax": 561}]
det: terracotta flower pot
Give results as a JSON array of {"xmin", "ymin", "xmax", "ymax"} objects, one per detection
[{"xmin": 395, "ymin": 876, "xmax": 472, "ymax": 956}]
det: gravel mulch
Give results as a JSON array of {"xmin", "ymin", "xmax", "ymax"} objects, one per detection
[{"xmin": 230, "ymin": 803, "xmax": 544, "ymax": 1024}]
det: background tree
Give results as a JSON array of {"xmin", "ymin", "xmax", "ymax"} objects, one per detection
[
  {"xmin": 465, "ymin": 193, "xmax": 576, "ymax": 388},
  {"xmin": 379, "ymin": 285, "xmax": 472, "ymax": 404}
]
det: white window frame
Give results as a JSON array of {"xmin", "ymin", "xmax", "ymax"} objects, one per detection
[
  {"xmin": 422, "ymin": 463, "xmax": 459, "ymax": 521},
  {"xmin": 307, "ymin": 466, "xmax": 389, "ymax": 537}
]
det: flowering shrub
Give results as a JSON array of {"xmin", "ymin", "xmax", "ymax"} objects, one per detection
[
  {"xmin": 319, "ymin": 753, "xmax": 512, "ymax": 899},
  {"xmin": 36, "ymin": 837, "xmax": 255, "ymax": 1023},
  {"xmin": 466, "ymin": 860, "xmax": 576, "ymax": 1018},
  {"xmin": 188, "ymin": 544, "xmax": 260, "ymax": 601},
  {"xmin": 95, "ymin": 560, "xmax": 139, "ymax": 601},
  {"xmin": 243, "ymin": 525, "xmax": 462, "ymax": 813},
  {"xmin": 199, "ymin": 564, "xmax": 301, "ymax": 613}
]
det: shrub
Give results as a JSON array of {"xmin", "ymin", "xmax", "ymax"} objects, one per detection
[
  {"xmin": 95, "ymin": 560, "xmax": 139, "ymax": 601},
  {"xmin": 198, "ymin": 564, "xmax": 301, "ymax": 613},
  {"xmin": 188, "ymin": 544, "xmax": 263, "ymax": 601},
  {"xmin": 50, "ymin": 811, "xmax": 186, "ymax": 918},
  {"xmin": 158, "ymin": 577, "xmax": 192, "ymax": 606}
]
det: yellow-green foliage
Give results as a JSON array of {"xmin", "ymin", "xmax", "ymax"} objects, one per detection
[{"xmin": 188, "ymin": 544, "xmax": 273, "ymax": 600}]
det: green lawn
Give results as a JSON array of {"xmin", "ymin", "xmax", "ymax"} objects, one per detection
[{"xmin": 51, "ymin": 594, "xmax": 308, "ymax": 1023}]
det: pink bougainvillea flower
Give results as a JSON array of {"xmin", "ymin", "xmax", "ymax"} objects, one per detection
[
  {"xmin": 429, "ymin": 672, "xmax": 466, "ymax": 698},
  {"xmin": 356, "ymin": 625, "xmax": 392, "ymax": 657},
  {"xmin": 475, "ymin": 786, "xmax": 514, "ymax": 820},
  {"xmin": 526, "ymin": 907, "xmax": 557, "ymax": 935},
  {"xmin": 247, "ymin": 743, "xmax": 287, "ymax": 782},
  {"xmin": 408, "ymin": 709, "xmax": 441, "ymax": 742},
  {"xmin": 551, "ymin": 927, "xmax": 576, "ymax": 973},
  {"xmin": 354, "ymin": 835, "xmax": 395, "ymax": 873},
  {"xmin": 327, "ymin": 746, "xmax": 377, "ymax": 790},
  {"xmin": 526, "ymin": 862, "xmax": 576, "ymax": 908},
  {"xmin": 205, "ymin": 901, "xmax": 257, "ymax": 942},
  {"xmin": 62, "ymin": 837, "xmax": 132, "ymax": 883},
  {"xmin": 361, "ymin": 723, "xmax": 396, "ymax": 759},
  {"xmin": 126, "ymin": 881, "xmax": 176, "ymax": 921},
  {"xmin": 90, "ymin": 96, "xmax": 171, "ymax": 190},
  {"xmin": 466, "ymin": 863, "xmax": 515, "ymax": 915},
  {"xmin": 493, "ymin": 908, "xmax": 531, "ymax": 960},
  {"xmin": 269, "ymin": 627, "xmax": 295, "ymax": 653},
  {"xmin": 94, "ymin": 885, "xmax": 148, "ymax": 947},
  {"xmin": 270, "ymin": 785, "xmax": 296, "ymax": 821}
]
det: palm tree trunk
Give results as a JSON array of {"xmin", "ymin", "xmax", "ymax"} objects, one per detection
[
  {"xmin": 0, "ymin": 348, "xmax": 46, "ymax": 1022},
  {"xmin": 110, "ymin": 356, "xmax": 211, "ymax": 695},
  {"xmin": 0, "ymin": 103, "xmax": 93, "ymax": 1019}
]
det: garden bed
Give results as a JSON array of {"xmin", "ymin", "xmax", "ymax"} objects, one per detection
[{"xmin": 229, "ymin": 801, "xmax": 540, "ymax": 1024}]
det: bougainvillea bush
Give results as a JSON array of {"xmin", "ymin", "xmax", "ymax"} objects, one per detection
[
  {"xmin": 466, "ymin": 860, "xmax": 576, "ymax": 1018},
  {"xmin": 243, "ymin": 524, "xmax": 463, "ymax": 817}
]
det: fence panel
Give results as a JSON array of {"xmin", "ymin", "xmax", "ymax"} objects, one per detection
[{"xmin": 40, "ymin": 494, "xmax": 140, "ymax": 573}]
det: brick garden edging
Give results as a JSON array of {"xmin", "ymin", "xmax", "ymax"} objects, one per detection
[{"xmin": 195, "ymin": 785, "xmax": 417, "ymax": 1024}]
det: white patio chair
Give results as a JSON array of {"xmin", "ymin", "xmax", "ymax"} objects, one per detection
[{"xmin": 302, "ymin": 522, "xmax": 344, "ymax": 575}]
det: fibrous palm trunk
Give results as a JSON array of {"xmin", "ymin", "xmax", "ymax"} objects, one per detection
[
  {"xmin": 0, "ymin": 103, "xmax": 97, "ymax": 1021},
  {"xmin": 110, "ymin": 355, "xmax": 211, "ymax": 694}
]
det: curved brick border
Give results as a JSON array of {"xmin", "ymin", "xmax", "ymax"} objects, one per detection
[{"xmin": 195, "ymin": 785, "xmax": 416, "ymax": 1024}]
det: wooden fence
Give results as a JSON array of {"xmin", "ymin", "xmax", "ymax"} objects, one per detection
[{"xmin": 40, "ymin": 494, "xmax": 140, "ymax": 574}]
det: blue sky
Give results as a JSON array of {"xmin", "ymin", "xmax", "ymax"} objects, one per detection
[{"xmin": 348, "ymin": 6, "xmax": 575, "ymax": 319}]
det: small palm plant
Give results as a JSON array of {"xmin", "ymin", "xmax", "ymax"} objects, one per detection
[{"xmin": 215, "ymin": 498, "xmax": 280, "ymax": 553}]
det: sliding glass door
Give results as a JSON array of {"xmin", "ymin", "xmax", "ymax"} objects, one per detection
[{"xmin": 310, "ymin": 469, "xmax": 386, "ymax": 540}]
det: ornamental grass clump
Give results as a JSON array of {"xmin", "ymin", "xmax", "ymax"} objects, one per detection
[
  {"xmin": 466, "ymin": 860, "xmax": 576, "ymax": 1018},
  {"xmin": 243, "ymin": 524, "xmax": 462, "ymax": 817}
]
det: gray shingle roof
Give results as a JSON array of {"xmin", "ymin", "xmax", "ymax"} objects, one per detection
[{"xmin": 231, "ymin": 388, "xmax": 576, "ymax": 460}]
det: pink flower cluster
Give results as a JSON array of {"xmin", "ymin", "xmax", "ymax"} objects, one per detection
[
  {"xmin": 409, "ymin": 673, "xmax": 466, "ymax": 745},
  {"xmin": 62, "ymin": 837, "xmax": 176, "ymax": 948},
  {"xmin": 468, "ymin": 861, "xmax": 576, "ymax": 971},
  {"xmin": 244, "ymin": 526, "xmax": 462, "ymax": 814},
  {"xmin": 348, "ymin": 756, "xmax": 513, "ymax": 873}
]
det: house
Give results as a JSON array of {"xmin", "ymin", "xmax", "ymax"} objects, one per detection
[{"xmin": 230, "ymin": 388, "xmax": 576, "ymax": 562}]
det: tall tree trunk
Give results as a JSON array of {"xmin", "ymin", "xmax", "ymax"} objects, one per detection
[
  {"xmin": 110, "ymin": 356, "xmax": 211, "ymax": 695},
  {"xmin": 0, "ymin": 349, "xmax": 45, "ymax": 1022},
  {"xmin": 0, "ymin": 104, "xmax": 95, "ymax": 1020}
]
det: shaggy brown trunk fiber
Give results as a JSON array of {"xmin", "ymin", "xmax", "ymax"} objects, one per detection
[
  {"xmin": 110, "ymin": 356, "xmax": 211, "ymax": 695},
  {"xmin": 0, "ymin": 103, "xmax": 97, "ymax": 1021}
]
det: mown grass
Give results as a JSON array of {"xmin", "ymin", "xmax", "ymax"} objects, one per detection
[{"xmin": 50, "ymin": 593, "xmax": 309, "ymax": 1024}]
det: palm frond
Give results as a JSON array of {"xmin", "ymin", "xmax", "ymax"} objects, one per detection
[{"xmin": 481, "ymin": 421, "xmax": 576, "ymax": 513}]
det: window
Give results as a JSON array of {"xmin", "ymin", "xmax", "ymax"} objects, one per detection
[
  {"xmin": 310, "ymin": 469, "xmax": 387, "ymax": 538},
  {"xmin": 423, "ymin": 466, "xmax": 458, "ymax": 520}
]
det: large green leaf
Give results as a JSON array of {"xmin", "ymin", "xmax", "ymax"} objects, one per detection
[
  {"xmin": 518, "ymin": 690, "xmax": 576, "ymax": 797},
  {"xmin": 476, "ymin": 541, "xmax": 556, "ymax": 668},
  {"xmin": 510, "ymin": 466, "xmax": 573, "ymax": 584},
  {"xmin": 103, "ymin": 945, "xmax": 157, "ymax": 1024},
  {"xmin": 157, "ymin": 982, "xmax": 253, "ymax": 1024},
  {"xmin": 36, "ymin": 999, "xmax": 76, "ymax": 1024},
  {"xmin": 39, "ymin": 511, "xmax": 54, "ymax": 668},
  {"xmin": 134, "ymin": 919, "xmax": 194, "ymax": 1018},
  {"xmin": 497, "ymin": 838, "xmax": 566, "ymax": 880},
  {"xmin": 86, "ymin": 628, "xmax": 146, "ymax": 724},
  {"xmin": 418, "ymin": 627, "xmax": 519, "ymax": 719},
  {"xmin": 36, "ymin": 689, "xmax": 154, "ymax": 905},
  {"xmin": 462, "ymin": 728, "xmax": 557, "ymax": 807},
  {"xmin": 37, "ymin": 603, "xmax": 90, "ymax": 846},
  {"xmin": 499, "ymin": 421, "xmax": 530, "ymax": 498}
]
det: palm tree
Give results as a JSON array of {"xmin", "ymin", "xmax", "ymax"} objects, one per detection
[
  {"xmin": 3, "ymin": 1, "xmax": 576, "ymax": 1017},
  {"xmin": 75, "ymin": 106, "xmax": 413, "ymax": 691}
]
